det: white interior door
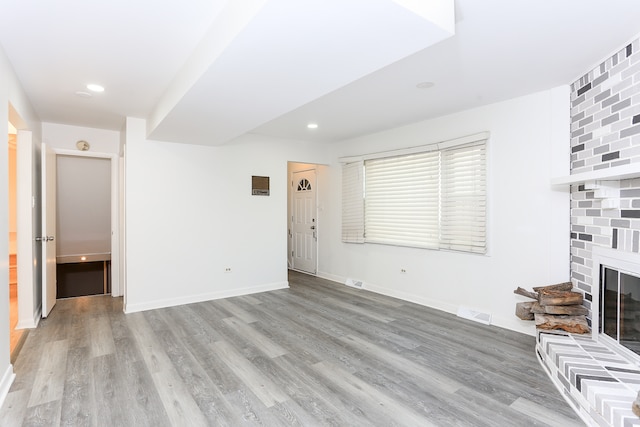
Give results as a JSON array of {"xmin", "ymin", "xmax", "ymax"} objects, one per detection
[
  {"xmin": 41, "ymin": 143, "xmax": 57, "ymax": 317},
  {"xmin": 292, "ymin": 169, "xmax": 317, "ymax": 274}
]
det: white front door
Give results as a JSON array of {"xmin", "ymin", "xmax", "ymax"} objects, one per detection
[
  {"xmin": 41, "ymin": 143, "xmax": 57, "ymax": 317},
  {"xmin": 292, "ymin": 169, "xmax": 317, "ymax": 274}
]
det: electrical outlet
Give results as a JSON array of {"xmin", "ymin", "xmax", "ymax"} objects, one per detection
[
  {"xmin": 224, "ymin": 267, "xmax": 232, "ymax": 273},
  {"xmin": 400, "ymin": 268, "xmax": 407, "ymax": 273}
]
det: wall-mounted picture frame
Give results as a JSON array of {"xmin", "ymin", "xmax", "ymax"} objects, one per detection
[{"xmin": 252, "ymin": 175, "xmax": 270, "ymax": 196}]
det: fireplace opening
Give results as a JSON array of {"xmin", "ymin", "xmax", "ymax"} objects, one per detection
[{"xmin": 600, "ymin": 266, "xmax": 640, "ymax": 356}]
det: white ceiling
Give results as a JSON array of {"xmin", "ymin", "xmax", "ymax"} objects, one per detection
[{"xmin": 1, "ymin": 0, "xmax": 640, "ymax": 146}]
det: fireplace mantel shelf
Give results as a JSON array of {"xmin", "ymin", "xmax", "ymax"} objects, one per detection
[{"xmin": 551, "ymin": 163, "xmax": 640, "ymax": 185}]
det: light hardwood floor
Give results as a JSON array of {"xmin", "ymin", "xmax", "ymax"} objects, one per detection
[{"xmin": 0, "ymin": 271, "xmax": 583, "ymax": 426}]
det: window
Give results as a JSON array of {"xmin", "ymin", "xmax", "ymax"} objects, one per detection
[
  {"xmin": 341, "ymin": 161, "xmax": 365, "ymax": 243},
  {"xmin": 341, "ymin": 133, "xmax": 487, "ymax": 254},
  {"xmin": 297, "ymin": 178, "xmax": 312, "ymax": 191}
]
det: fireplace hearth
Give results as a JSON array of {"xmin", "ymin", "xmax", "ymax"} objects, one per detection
[{"xmin": 533, "ymin": 246, "xmax": 640, "ymax": 426}]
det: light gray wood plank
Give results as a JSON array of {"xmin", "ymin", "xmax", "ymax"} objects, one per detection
[
  {"xmin": 117, "ymin": 359, "xmax": 172, "ymax": 427},
  {"xmin": 235, "ymin": 305, "xmax": 322, "ymax": 367},
  {"xmin": 222, "ymin": 316, "xmax": 287, "ymax": 358},
  {"xmin": 339, "ymin": 334, "xmax": 463, "ymax": 393},
  {"xmin": 92, "ymin": 353, "xmax": 129, "ymax": 427},
  {"xmin": 510, "ymin": 397, "xmax": 585, "ymax": 427},
  {"xmin": 181, "ymin": 334, "xmax": 244, "ymax": 396},
  {"xmin": 59, "ymin": 346, "xmax": 94, "ymax": 427},
  {"xmin": 212, "ymin": 340, "xmax": 289, "ymax": 408},
  {"xmin": 21, "ymin": 400, "xmax": 62, "ymax": 427},
  {"xmin": 89, "ymin": 315, "xmax": 115, "ymax": 358},
  {"xmin": 215, "ymin": 299, "xmax": 259, "ymax": 324},
  {"xmin": 128, "ymin": 313, "xmax": 208, "ymax": 425},
  {"xmin": 126, "ymin": 312, "xmax": 173, "ymax": 374},
  {"xmin": 451, "ymin": 385, "xmax": 558, "ymax": 427},
  {"xmin": 151, "ymin": 368, "xmax": 210, "ymax": 427},
  {"xmin": 8, "ymin": 332, "xmax": 45, "ymax": 393},
  {"xmin": 223, "ymin": 388, "xmax": 287, "ymax": 427},
  {"xmin": 236, "ymin": 294, "xmax": 263, "ymax": 306},
  {"xmin": 267, "ymin": 353, "xmax": 371, "ymax": 426},
  {"xmin": 27, "ymin": 339, "xmax": 69, "ymax": 408},
  {"xmin": 155, "ymin": 329, "xmax": 240, "ymax": 426},
  {"xmin": 0, "ymin": 389, "xmax": 29, "ymax": 427},
  {"xmin": 67, "ymin": 307, "xmax": 92, "ymax": 351},
  {"xmin": 290, "ymin": 282, "xmax": 397, "ymax": 323},
  {"xmin": 312, "ymin": 360, "xmax": 437, "ymax": 427}
]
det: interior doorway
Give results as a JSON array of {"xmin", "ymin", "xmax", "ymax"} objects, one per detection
[
  {"xmin": 287, "ymin": 162, "xmax": 321, "ymax": 275},
  {"xmin": 55, "ymin": 154, "xmax": 112, "ymax": 299},
  {"xmin": 7, "ymin": 122, "xmax": 24, "ymax": 357}
]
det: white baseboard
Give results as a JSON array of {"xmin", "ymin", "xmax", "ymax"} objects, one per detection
[
  {"xmin": 315, "ymin": 271, "xmax": 345, "ymax": 284},
  {"xmin": 124, "ymin": 281, "xmax": 289, "ymax": 314},
  {"xmin": 15, "ymin": 304, "xmax": 41, "ymax": 330},
  {"xmin": 317, "ymin": 270, "xmax": 458, "ymax": 319},
  {"xmin": 0, "ymin": 364, "xmax": 15, "ymax": 410},
  {"xmin": 317, "ymin": 271, "xmax": 533, "ymax": 336}
]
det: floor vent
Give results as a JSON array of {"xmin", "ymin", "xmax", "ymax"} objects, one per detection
[
  {"xmin": 457, "ymin": 306, "xmax": 492, "ymax": 325},
  {"xmin": 345, "ymin": 278, "xmax": 364, "ymax": 289}
]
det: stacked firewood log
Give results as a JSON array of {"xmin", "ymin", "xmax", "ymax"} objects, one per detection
[{"xmin": 514, "ymin": 282, "xmax": 590, "ymax": 334}]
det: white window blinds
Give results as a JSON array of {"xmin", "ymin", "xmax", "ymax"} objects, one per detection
[
  {"xmin": 340, "ymin": 133, "xmax": 487, "ymax": 254},
  {"xmin": 341, "ymin": 161, "xmax": 364, "ymax": 243},
  {"xmin": 364, "ymin": 152, "xmax": 440, "ymax": 249},
  {"xmin": 440, "ymin": 141, "xmax": 487, "ymax": 254}
]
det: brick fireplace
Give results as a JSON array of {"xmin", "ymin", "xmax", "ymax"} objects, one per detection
[
  {"xmin": 536, "ymin": 33, "xmax": 640, "ymax": 427},
  {"xmin": 569, "ymin": 36, "xmax": 640, "ymax": 326}
]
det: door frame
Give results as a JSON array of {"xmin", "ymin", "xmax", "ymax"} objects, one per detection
[
  {"xmin": 289, "ymin": 167, "xmax": 318, "ymax": 274},
  {"xmin": 15, "ymin": 129, "xmax": 40, "ymax": 328},
  {"xmin": 52, "ymin": 148, "xmax": 121, "ymax": 297}
]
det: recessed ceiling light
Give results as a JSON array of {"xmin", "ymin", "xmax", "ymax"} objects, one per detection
[
  {"xmin": 307, "ymin": 123, "xmax": 318, "ymax": 129},
  {"xmin": 75, "ymin": 91, "xmax": 92, "ymax": 98},
  {"xmin": 416, "ymin": 81, "xmax": 435, "ymax": 89},
  {"xmin": 86, "ymin": 84, "xmax": 104, "ymax": 93}
]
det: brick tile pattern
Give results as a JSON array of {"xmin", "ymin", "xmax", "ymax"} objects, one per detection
[
  {"xmin": 537, "ymin": 331, "xmax": 640, "ymax": 427},
  {"xmin": 570, "ymin": 37, "xmax": 640, "ymax": 322}
]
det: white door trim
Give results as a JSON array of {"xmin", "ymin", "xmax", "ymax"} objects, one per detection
[{"xmin": 16, "ymin": 130, "xmax": 39, "ymax": 328}]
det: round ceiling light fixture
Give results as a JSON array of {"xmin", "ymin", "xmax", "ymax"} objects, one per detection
[
  {"xmin": 416, "ymin": 81, "xmax": 435, "ymax": 89},
  {"xmin": 86, "ymin": 83, "xmax": 105, "ymax": 93},
  {"xmin": 307, "ymin": 123, "xmax": 319, "ymax": 129}
]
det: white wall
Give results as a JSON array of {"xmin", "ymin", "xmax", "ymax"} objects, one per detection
[
  {"xmin": 42, "ymin": 122, "xmax": 120, "ymax": 154},
  {"xmin": 124, "ymin": 118, "xmax": 331, "ymax": 312},
  {"xmin": 0, "ymin": 45, "xmax": 40, "ymax": 409},
  {"xmin": 319, "ymin": 86, "xmax": 570, "ymax": 335}
]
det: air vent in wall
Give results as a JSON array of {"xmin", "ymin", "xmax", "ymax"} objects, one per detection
[{"xmin": 457, "ymin": 306, "xmax": 492, "ymax": 325}]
